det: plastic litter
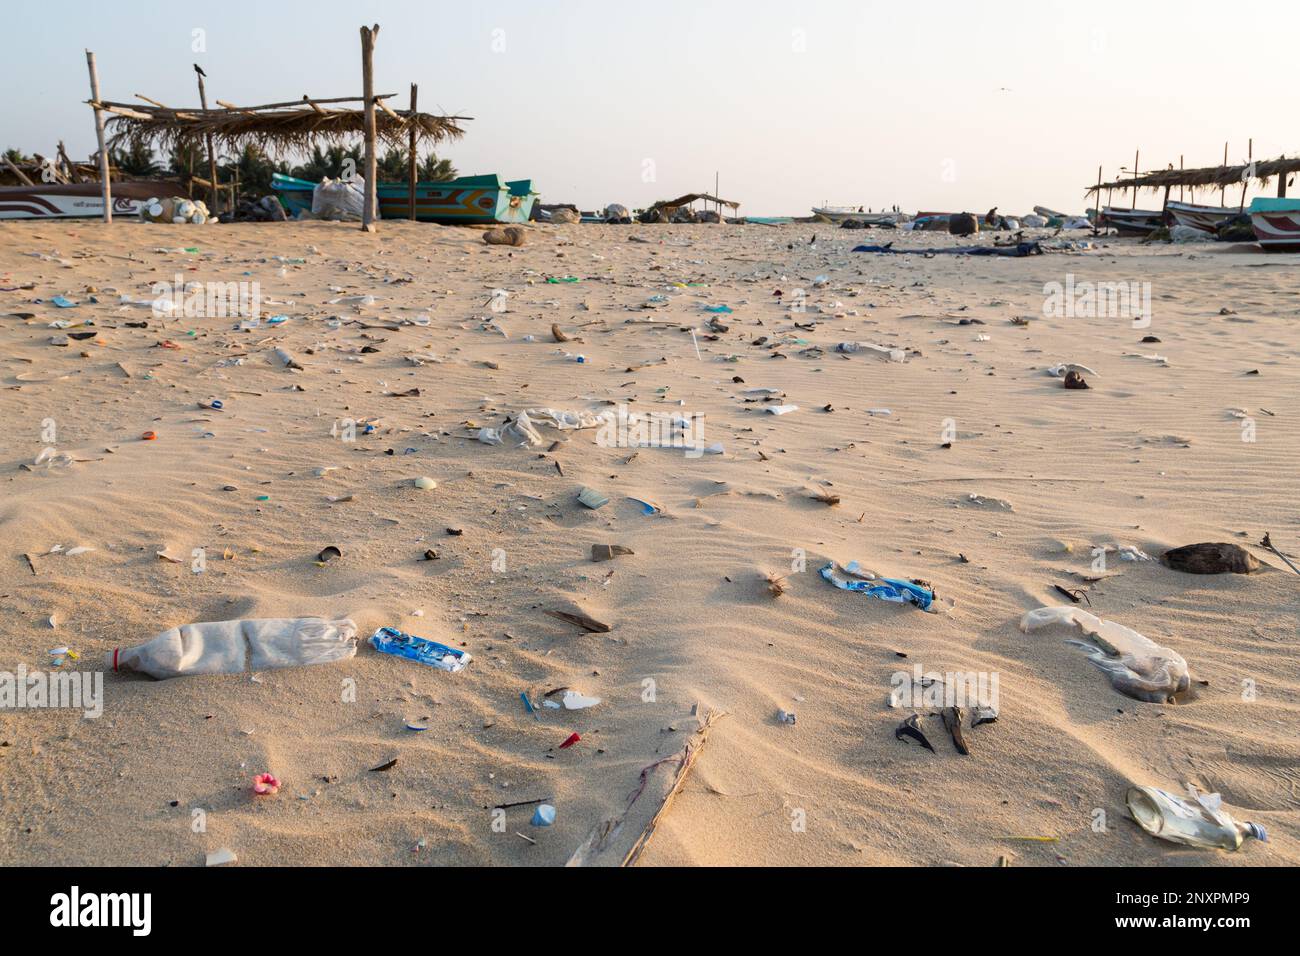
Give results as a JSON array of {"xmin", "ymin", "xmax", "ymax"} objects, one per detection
[
  {"xmin": 836, "ymin": 342, "xmax": 907, "ymax": 361},
  {"xmin": 1127, "ymin": 785, "xmax": 1267, "ymax": 851},
  {"xmin": 820, "ymin": 561, "xmax": 935, "ymax": 612},
  {"xmin": 111, "ymin": 617, "xmax": 358, "ymax": 679},
  {"xmin": 531, "ymin": 804, "xmax": 557, "ymax": 826},
  {"xmin": 369, "ymin": 626, "xmax": 471, "ymax": 673},
  {"xmin": 1019, "ymin": 606, "xmax": 1189, "ymax": 702},
  {"xmin": 577, "ymin": 487, "xmax": 609, "ymax": 509},
  {"xmin": 311, "ymin": 176, "xmax": 366, "ymax": 221}
]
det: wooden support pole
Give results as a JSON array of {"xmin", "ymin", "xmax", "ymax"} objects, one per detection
[
  {"xmin": 3, "ymin": 154, "xmax": 35, "ymax": 186},
  {"xmin": 1239, "ymin": 138, "xmax": 1252, "ymax": 212},
  {"xmin": 360, "ymin": 24, "xmax": 380, "ymax": 232},
  {"xmin": 408, "ymin": 83, "xmax": 418, "ymax": 221},
  {"xmin": 1093, "ymin": 165, "xmax": 1102, "ymax": 229},
  {"xmin": 57, "ymin": 141, "xmax": 79, "ymax": 183},
  {"xmin": 1131, "ymin": 149, "xmax": 1139, "ymax": 210},
  {"xmin": 1221, "ymin": 142, "xmax": 1228, "ymax": 206},
  {"xmin": 194, "ymin": 65, "xmax": 219, "ymax": 216},
  {"xmin": 85, "ymin": 50, "xmax": 112, "ymax": 223}
]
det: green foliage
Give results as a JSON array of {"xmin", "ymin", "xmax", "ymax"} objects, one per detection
[
  {"xmin": 290, "ymin": 144, "xmax": 363, "ymax": 183},
  {"xmin": 220, "ymin": 144, "xmax": 289, "ymax": 194},
  {"xmin": 108, "ymin": 142, "xmax": 160, "ymax": 177}
]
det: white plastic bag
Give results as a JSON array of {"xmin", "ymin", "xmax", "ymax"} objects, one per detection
[
  {"xmin": 111, "ymin": 618, "xmax": 358, "ymax": 679},
  {"xmin": 312, "ymin": 176, "xmax": 367, "ymax": 221}
]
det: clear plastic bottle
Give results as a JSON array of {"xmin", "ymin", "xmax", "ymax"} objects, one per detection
[
  {"xmin": 110, "ymin": 618, "xmax": 357, "ymax": 679},
  {"xmin": 1127, "ymin": 786, "xmax": 1268, "ymax": 851}
]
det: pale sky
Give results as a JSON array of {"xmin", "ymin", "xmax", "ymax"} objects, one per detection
[{"xmin": 3, "ymin": 0, "xmax": 1296, "ymax": 215}]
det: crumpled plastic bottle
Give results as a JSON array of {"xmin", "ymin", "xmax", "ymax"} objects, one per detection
[
  {"xmin": 1127, "ymin": 785, "xmax": 1268, "ymax": 851},
  {"xmin": 110, "ymin": 618, "xmax": 357, "ymax": 679}
]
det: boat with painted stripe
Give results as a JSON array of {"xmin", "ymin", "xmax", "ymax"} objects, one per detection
[
  {"xmin": 0, "ymin": 181, "xmax": 184, "ymax": 220},
  {"xmin": 1249, "ymin": 197, "xmax": 1300, "ymax": 252},
  {"xmin": 271, "ymin": 173, "xmax": 537, "ymax": 224},
  {"xmin": 1166, "ymin": 201, "xmax": 1240, "ymax": 235},
  {"xmin": 1098, "ymin": 206, "xmax": 1164, "ymax": 236}
]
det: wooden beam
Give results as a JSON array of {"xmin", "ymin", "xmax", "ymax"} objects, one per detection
[
  {"xmin": 1240, "ymin": 138, "xmax": 1252, "ymax": 212},
  {"xmin": 1131, "ymin": 149, "xmax": 1139, "ymax": 210},
  {"xmin": 85, "ymin": 50, "xmax": 112, "ymax": 223},
  {"xmin": 360, "ymin": 24, "xmax": 380, "ymax": 232},
  {"xmin": 89, "ymin": 102, "xmax": 153, "ymax": 120},
  {"xmin": 1093, "ymin": 165, "xmax": 1101, "ymax": 229},
  {"xmin": 57, "ymin": 141, "xmax": 80, "ymax": 183},
  {"xmin": 194, "ymin": 65, "xmax": 220, "ymax": 216},
  {"xmin": 408, "ymin": 83, "xmax": 418, "ymax": 221},
  {"xmin": 1221, "ymin": 142, "xmax": 1228, "ymax": 207},
  {"xmin": 2, "ymin": 154, "xmax": 35, "ymax": 186}
]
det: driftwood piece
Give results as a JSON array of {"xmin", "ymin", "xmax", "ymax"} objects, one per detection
[
  {"xmin": 545, "ymin": 609, "xmax": 611, "ymax": 633},
  {"xmin": 567, "ymin": 709, "xmax": 725, "ymax": 866},
  {"xmin": 590, "ymin": 544, "xmax": 633, "ymax": 562}
]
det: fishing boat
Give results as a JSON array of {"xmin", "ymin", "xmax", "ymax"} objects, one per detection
[
  {"xmin": 271, "ymin": 173, "xmax": 537, "ymax": 223},
  {"xmin": 1166, "ymin": 201, "xmax": 1240, "ymax": 235},
  {"xmin": 811, "ymin": 206, "xmax": 896, "ymax": 224},
  {"xmin": 1097, "ymin": 206, "xmax": 1164, "ymax": 236},
  {"xmin": 1248, "ymin": 197, "xmax": 1300, "ymax": 252},
  {"xmin": 0, "ymin": 181, "xmax": 184, "ymax": 220}
]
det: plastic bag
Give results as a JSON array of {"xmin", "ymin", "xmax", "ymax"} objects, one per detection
[
  {"xmin": 312, "ymin": 176, "xmax": 367, "ymax": 222},
  {"xmin": 1019, "ymin": 606, "xmax": 1189, "ymax": 702},
  {"xmin": 111, "ymin": 618, "xmax": 357, "ymax": 679}
]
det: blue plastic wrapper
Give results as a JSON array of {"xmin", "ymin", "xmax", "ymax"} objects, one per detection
[
  {"xmin": 369, "ymin": 626, "xmax": 471, "ymax": 672},
  {"xmin": 819, "ymin": 562, "xmax": 934, "ymax": 612}
]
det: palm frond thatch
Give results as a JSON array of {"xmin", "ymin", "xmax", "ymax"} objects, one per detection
[
  {"xmin": 1087, "ymin": 156, "xmax": 1300, "ymax": 196},
  {"xmin": 96, "ymin": 97, "xmax": 468, "ymax": 157}
]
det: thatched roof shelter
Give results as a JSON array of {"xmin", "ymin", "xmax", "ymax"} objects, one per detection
[
  {"xmin": 95, "ymin": 95, "xmax": 468, "ymax": 156},
  {"xmin": 648, "ymin": 192, "xmax": 740, "ymax": 213},
  {"xmin": 1087, "ymin": 156, "xmax": 1300, "ymax": 196}
]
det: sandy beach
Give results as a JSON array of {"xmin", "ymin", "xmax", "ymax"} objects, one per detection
[{"xmin": 1, "ymin": 219, "xmax": 1297, "ymax": 867}]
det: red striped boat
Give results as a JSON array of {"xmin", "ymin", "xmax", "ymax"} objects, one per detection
[{"xmin": 1249, "ymin": 198, "xmax": 1300, "ymax": 252}]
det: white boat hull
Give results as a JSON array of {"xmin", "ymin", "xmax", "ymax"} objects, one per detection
[
  {"xmin": 0, "ymin": 182, "xmax": 175, "ymax": 220},
  {"xmin": 1167, "ymin": 201, "xmax": 1239, "ymax": 235}
]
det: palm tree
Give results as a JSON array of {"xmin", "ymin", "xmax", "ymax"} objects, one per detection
[
  {"xmin": 221, "ymin": 144, "xmax": 288, "ymax": 195},
  {"xmin": 109, "ymin": 142, "xmax": 160, "ymax": 177},
  {"xmin": 291, "ymin": 144, "xmax": 363, "ymax": 183},
  {"xmin": 418, "ymin": 152, "xmax": 457, "ymax": 182},
  {"xmin": 376, "ymin": 148, "xmax": 458, "ymax": 183}
]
